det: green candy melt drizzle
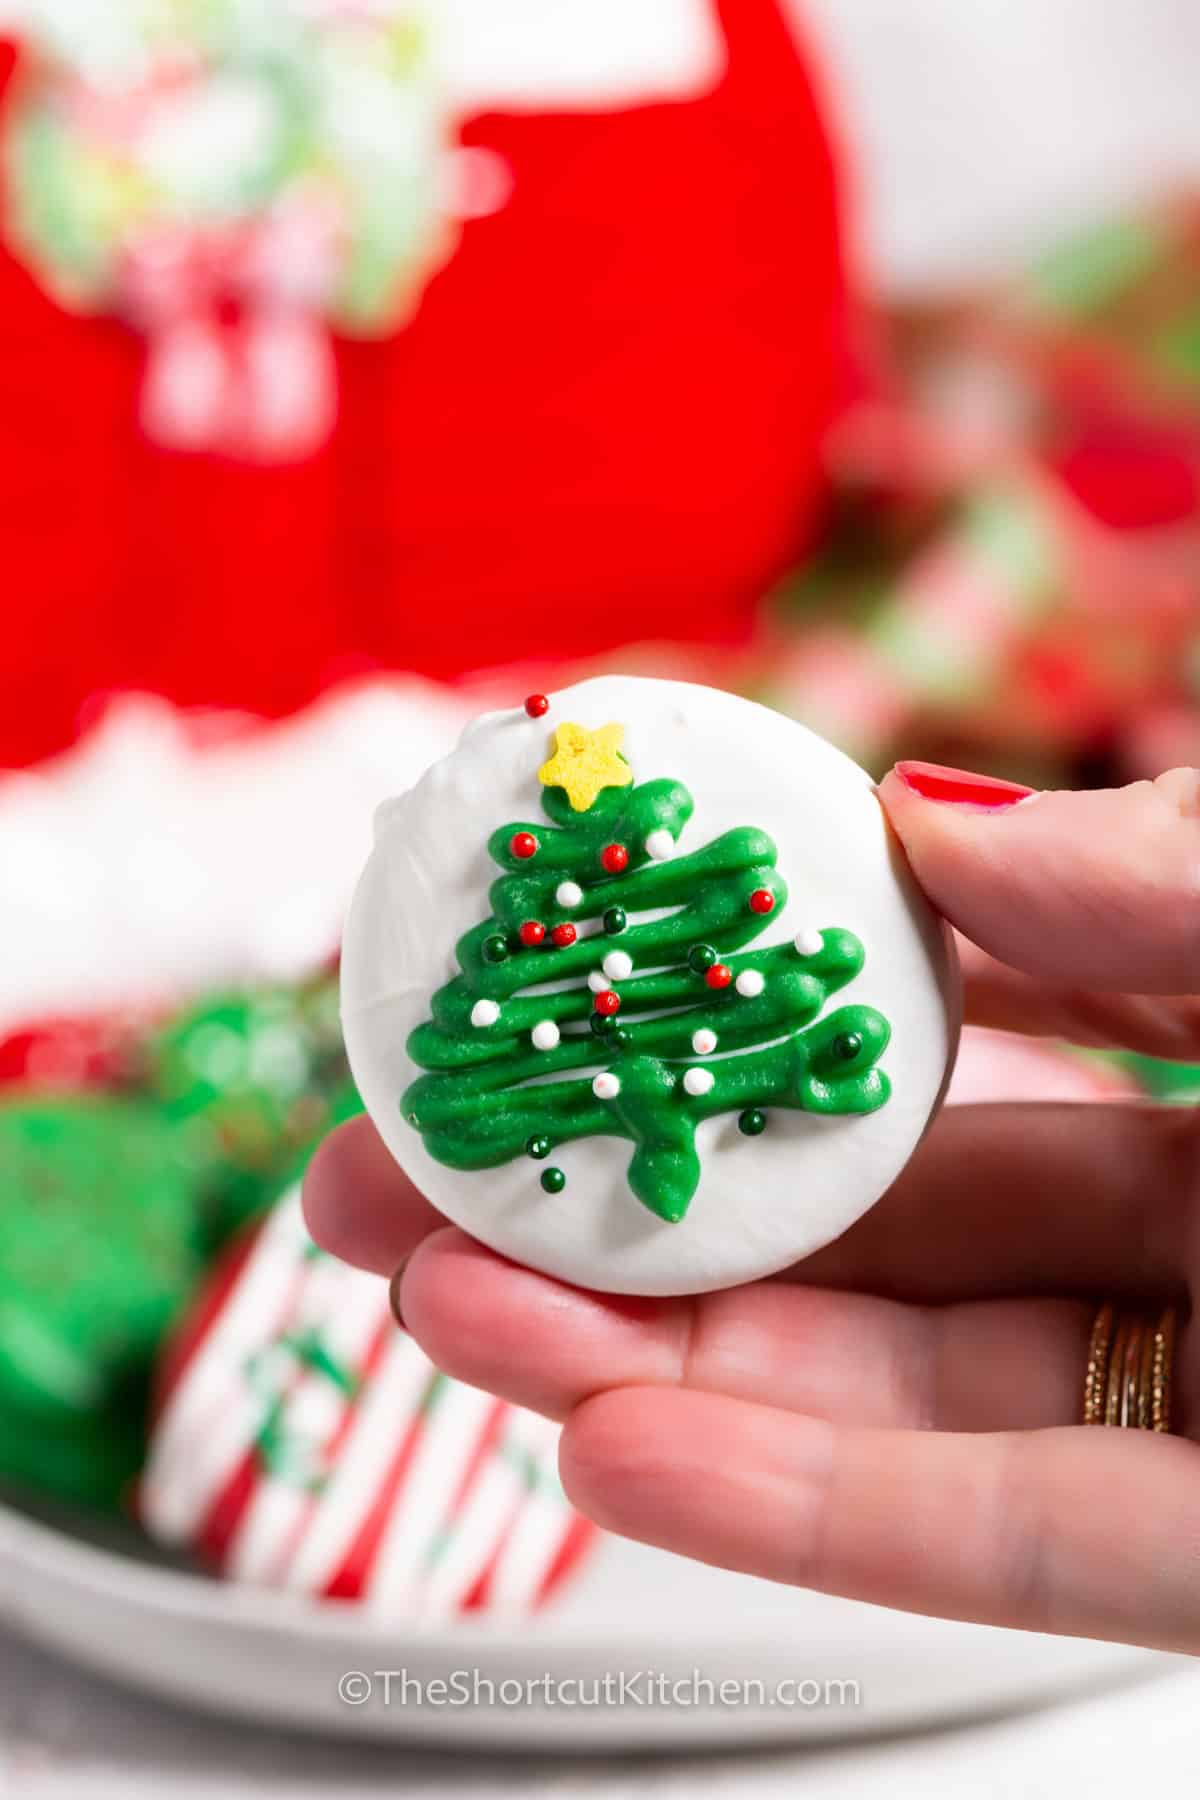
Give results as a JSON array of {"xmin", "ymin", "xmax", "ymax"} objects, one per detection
[{"xmin": 402, "ymin": 775, "xmax": 892, "ymax": 1223}]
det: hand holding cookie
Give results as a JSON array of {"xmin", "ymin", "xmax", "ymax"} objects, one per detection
[{"xmin": 310, "ymin": 754, "xmax": 1200, "ymax": 1656}]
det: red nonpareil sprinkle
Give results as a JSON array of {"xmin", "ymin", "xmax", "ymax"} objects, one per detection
[
  {"xmin": 593, "ymin": 989, "xmax": 621, "ymax": 1016},
  {"xmin": 519, "ymin": 920, "xmax": 546, "ymax": 946},
  {"xmin": 748, "ymin": 888, "xmax": 775, "ymax": 915},
  {"xmin": 510, "ymin": 832, "xmax": 539, "ymax": 859},
  {"xmin": 705, "ymin": 964, "xmax": 732, "ymax": 990},
  {"xmin": 600, "ymin": 843, "xmax": 629, "ymax": 874},
  {"xmin": 524, "ymin": 694, "xmax": 549, "ymax": 718},
  {"xmin": 551, "ymin": 923, "xmax": 577, "ymax": 948}
]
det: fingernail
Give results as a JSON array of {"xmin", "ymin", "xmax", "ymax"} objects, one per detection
[
  {"xmin": 389, "ymin": 1257, "xmax": 410, "ymax": 1331},
  {"xmin": 894, "ymin": 761, "xmax": 1036, "ymax": 810}
]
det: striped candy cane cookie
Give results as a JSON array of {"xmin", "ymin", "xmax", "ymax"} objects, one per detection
[{"xmin": 139, "ymin": 1189, "xmax": 594, "ymax": 1617}]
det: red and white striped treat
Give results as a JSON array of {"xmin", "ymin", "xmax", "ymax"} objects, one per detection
[{"xmin": 139, "ymin": 1190, "xmax": 594, "ymax": 1617}]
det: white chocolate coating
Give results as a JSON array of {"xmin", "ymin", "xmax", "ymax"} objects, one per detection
[{"xmin": 341, "ymin": 677, "xmax": 960, "ymax": 1297}]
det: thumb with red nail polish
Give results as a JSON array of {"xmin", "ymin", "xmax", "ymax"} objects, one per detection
[{"xmin": 879, "ymin": 762, "xmax": 1200, "ymax": 993}]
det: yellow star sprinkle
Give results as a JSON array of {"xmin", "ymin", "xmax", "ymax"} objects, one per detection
[{"xmin": 538, "ymin": 721, "xmax": 633, "ymax": 812}]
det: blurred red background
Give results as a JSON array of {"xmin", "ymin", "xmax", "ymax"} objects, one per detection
[{"xmin": 0, "ymin": 2, "xmax": 860, "ymax": 771}]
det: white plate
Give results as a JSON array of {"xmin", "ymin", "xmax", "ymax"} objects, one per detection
[
  {"xmin": 0, "ymin": 689, "xmax": 1177, "ymax": 1749},
  {"xmin": 0, "ymin": 1497, "xmax": 1172, "ymax": 1750}
]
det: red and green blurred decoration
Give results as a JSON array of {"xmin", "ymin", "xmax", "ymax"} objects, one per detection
[
  {"xmin": 0, "ymin": 966, "xmax": 359, "ymax": 1510},
  {"xmin": 147, "ymin": 974, "xmax": 356, "ymax": 1247},
  {"xmin": 765, "ymin": 199, "xmax": 1200, "ymax": 788}
]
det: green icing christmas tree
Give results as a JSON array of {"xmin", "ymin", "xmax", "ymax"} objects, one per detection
[{"xmin": 403, "ymin": 720, "xmax": 891, "ymax": 1223}]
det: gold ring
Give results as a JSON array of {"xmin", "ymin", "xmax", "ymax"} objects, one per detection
[{"xmin": 1082, "ymin": 1303, "xmax": 1179, "ymax": 1432}]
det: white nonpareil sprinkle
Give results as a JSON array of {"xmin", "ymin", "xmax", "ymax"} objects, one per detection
[
  {"xmin": 735, "ymin": 969, "xmax": 765, "ymax": 998},
  {"xmin": 691, "ymin": 1027, "xmax": 717, "ymax": 1055},
  {"xmin": 794, "ymin": 928, "xmax": 824, "ymax": 958},
  {"xmin": 588, "ymin": 970, "xmax": 609, "ymax": 993},
  {"xmin": 592, "ymin": 1072, "xmax": 620, "ymax": 1100},
  {"xmin": 644, "ymin": 828, "xmax": 674, "ymax": 861},
  {"xmin": 531, "ymin": 1019, "xmax": 560, "ymax": 1051},
  {"xmin": 470, "ymin": 999, "xmax": 500, "ymax": 1028},
  {"xmin": 602, "ymin": 949, "xmax": 633, "ymax": 981},
  {"xmin": 683, "ymin": 1067, "xmax": 715, "ymax": 1097},
  {"xmin": 556, "ymin": 880, "xmax": 583, "ymax": 908}
]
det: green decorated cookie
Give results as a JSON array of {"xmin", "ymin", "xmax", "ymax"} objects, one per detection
[
  {"xmin": 342, "ymin": 677, "xmax": 959, "ymax": 1298},
  {"xmin": 0, "ymin": 1096, "xmax": 204, "ymax": 1507},
  {"xmin": 147, "ymin": 975, "xmax": 352, "ymax": 1245}
]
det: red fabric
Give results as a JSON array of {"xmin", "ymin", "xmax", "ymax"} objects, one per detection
[{"xmin": 0, "ymin": 2, "xmax": 857, "ymax": 770}]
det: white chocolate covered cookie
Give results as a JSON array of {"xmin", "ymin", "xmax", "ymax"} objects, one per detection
[{"xmin": 341, "ymin": 677, "xmax": 959, "ymax": 1296}]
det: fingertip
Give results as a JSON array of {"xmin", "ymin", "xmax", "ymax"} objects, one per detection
[
  {"xmin": 301, "ymin": 1116, "xmax": 363, "ymax": 1253},
  {"xmin": 400, "ymin": 1237, "xmax": 684, "ymax": 1419},
  {"xmin": 388, "ymin": 1225, "xmax": 483, "ymax": 1341},
  {"xmin": 876, "ymin": 765, "xmax": 1041, "ymax": 876},
  {"xmin": 301, "ymin": 1112, "xmax": 444, "ymax": 1275},
  {"xmin": 558, "ymin": 1389, "xmax": 668, "ymax": 1527},
  {"xmin": 396, "ymin": 1228, "xmax": 511, "ymax": 1355},
  {"xmin": 399, "ymin": 1231, "xmax": 590, "ymax": 1415},
  {"xmin": 879, "ymin": 764, "xmax": 1200, "ymax": 991},
  {"xmin": 884, "ymin": 762, "xmax": 1037, "ymax": 812}
]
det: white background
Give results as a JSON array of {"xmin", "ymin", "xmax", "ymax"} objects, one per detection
[{"xmin": 804, "ymin": 0, "xmax": 1200, "ymax": 289}]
